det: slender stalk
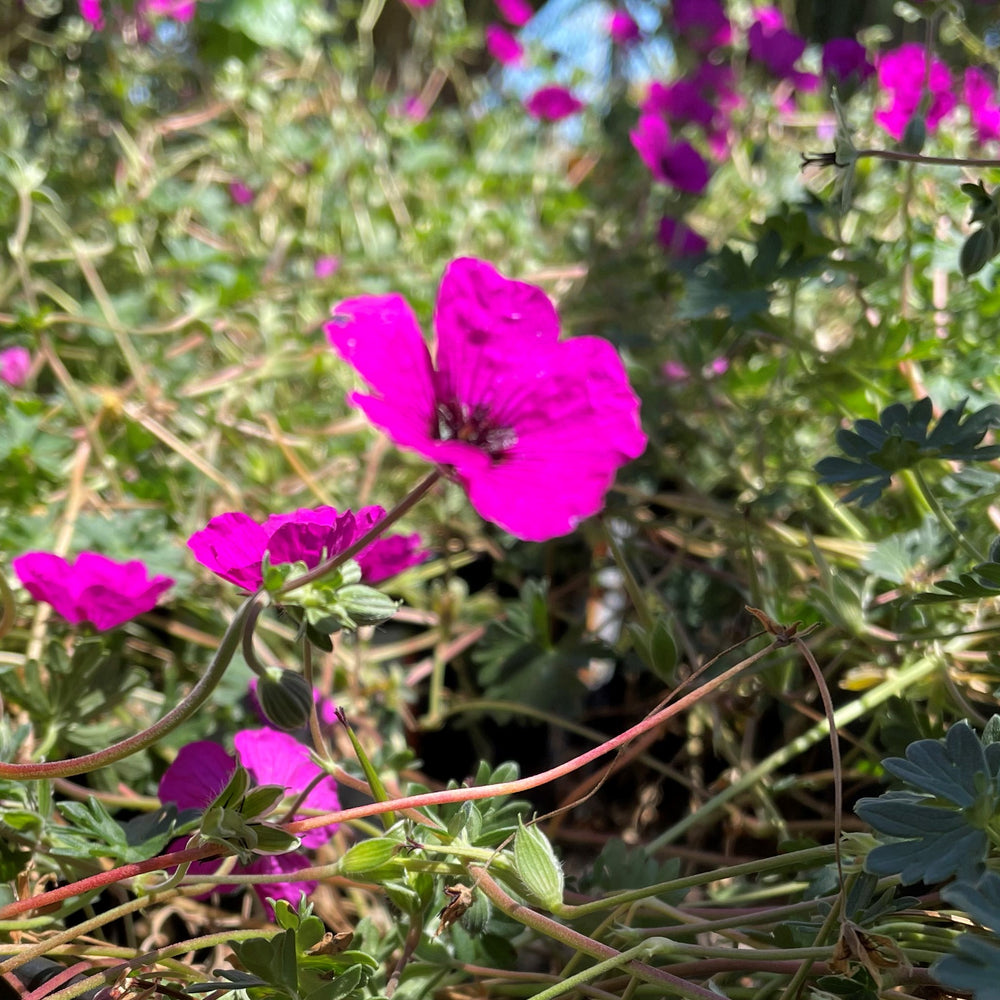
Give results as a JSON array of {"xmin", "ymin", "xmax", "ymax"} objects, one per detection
[
  {"xmin": 472, "ymin": 868, "xmax": 720, "ymax": 1000},
  {"xmin": 278, "ymin": 469, "xmax": 441, "ymax": 594},
  {"xmin": 912, "ymin": 466, "xmax": 983, "ymax": 563},
  {"xmin": 3, "ymin": 638, "xmax": 779, "ymax": 920},
  {"xmin": 0, "ymin": 594, "xmax": 258, "ymax": 780}
]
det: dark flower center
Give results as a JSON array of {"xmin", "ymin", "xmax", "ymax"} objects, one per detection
[{"xmin": 436, "ymin": 399, "xmax": 517, "ymax": 460}]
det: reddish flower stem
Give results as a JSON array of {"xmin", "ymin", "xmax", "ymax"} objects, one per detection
[
  {"xmin": 3, "ymin": 638, "xmax": 775, "ymax": 920},
  {"xmin": 0, "ymin": 843, "xmax": 224, "ymax": 920}
]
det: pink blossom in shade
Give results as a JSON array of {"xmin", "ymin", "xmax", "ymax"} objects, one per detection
[
  {"xmin": 662, "ymin": 361, "xmax": 690, "ymax": 382},
  {"xmin": 485, "ymin": 24, "xmax": 524, "ymax": 66},
  {"xmin": 140, "ymin": 0, "xmax": 196, "ymax": 20},
  {"xmin": 964, "ymin": 68, "xmax": 1000, "ymax": 143},
  {"xmin": 187, "ymin": 505, "xmax": 428, "ymax": 592},
  {"xmin": 821, "ymin": 37, "xmax": 873, "ymax": 83},
  {"xmin": 706, "ymin": 357, "xmax": 729, "ymax": 377},
  {"xmin": 314, "ymin": 256, "xmax": 341, "ymax": 279},
  {"xmin": 747, "ymin": 6, "xmax": 806, "ymax": 79},
  {"xmin": 608, "ymin": 9, "xmax": 640, "ymax": 46},
  {"xmin": 157, "ymin": 732, "xmax": 339, "ymax": 916},
  {"xmin": 874, "ymin": 44, "xmax": 956, "ymax": 141},
  {"xmin": 79, "ymin": 0, "xmax": 103, "ymax": 25},
  {"xmin": 234, "ymin": 728, "xmax": 340, "ymax": 849},
  {"xmin": 657, "ymin": 216, "xmax": 708, "ymax": 257},
  {"xmin": 12, "ymin": 552, "xmax": 174, "ymax": 631},
  {"xmin": 495, "ymin": 0, "xmax": 532, "ymax": 27},
  {"xmin": 248, "ymin": 678, "xmax": 339, "ymax": 729},
  {"xmin": 325, "ymin": 258, "xmax": 647, "ymax": 542},
  {"xmin": 229, "ymin": 182, "xmax": 254, "ymax": 205},
  {"xmin": 670, "ymin": 0, "xmax": 731, "ymax": 53},
  {"xmin": 630, "ymin": 115, "xmax": 710, "ymax": 194},
  {"xmin": 0, "ymin": 346, "xmax": 30, "ymax": 388},
  {"xmin": 524, "ymin": 86, "xmax": 585, "ymax": 122},
  {"xmin": 642, "ymin": 80, "xmax": 715, "ymax": 130}
]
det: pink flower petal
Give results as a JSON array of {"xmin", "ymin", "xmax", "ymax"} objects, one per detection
[
  {"xmin": 326, "ymin": 294, "xmax": 438, "ymax": 448},
  {"xmin": 187, "ymin": 512, "xmax": 271, "ymax": 590},
  {"xmin": 234, "ymin": 728, "xmax": 340, "ymax": 849},
  {"xmin": 159, "ymin": 742, "xmax": 237, "ymax": 811},
  {"xmin": 246, "ymin": 853, "xmax": 318, "ymax": 916},
  {"xmin": 495, "ymin": 0, "xmax": 532, "ymax": 26},
  {"xmin": 13, "ymin": 552, "xmax": 173, "ymax": 631},
  {"xmin": 0, "ymin": 347, "xmax": 31, "ymax": 388},
  {"xmin": 524, "ymin": 86, "xmax": 585, "ymax": 121},
  {"xmin": 485, "ymin": 24, "xmax": 524, "ymax": 66}
]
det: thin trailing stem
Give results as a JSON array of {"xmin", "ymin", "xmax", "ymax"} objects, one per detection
[{"xmin": 0, "ymin": 594, "xmax": 259, "ymax": 780}]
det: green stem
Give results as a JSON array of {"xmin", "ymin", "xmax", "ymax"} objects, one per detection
[
  {"xmin": 646, "ymin": 652, "xmax": 940, "ymax": 849},
  {"xmin": 601, "ymin": 516, "xmax": 655, "ymax": 632},
  {"xmin": 0, "ymin": 594, "xmax": 258, "ymax": 780},
  {"xmin": 911, "ymin": 466, "xmax": 984, "ymax": 563},
  {"xmin": 278, "ymin": 469, "xmax": 440, "ymax": 594},
  {"xmin": 472, "ymin": 868, "xmax": 722, "ymax": 1000}
]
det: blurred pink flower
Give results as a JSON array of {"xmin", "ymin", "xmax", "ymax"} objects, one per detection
[
  {"xmin": 671, "ymin": 0, "xmax": 730, "ymax": 52},
  {"xmin": 657, "ymin": 217, "xmax": 708, "ymax": 257},
  {"xmin": 875, "ymin": 43, "xmax": 955, "ymax": 141},
  {"xmin": 188, "ymin": 505, "xmax": 427, "ymax": 591},
  {"xmin": 229, "ymin": 182, "xmax": 254, "ymax": 205},
  {"xmin": 821, "ymin": 37, "xmax": 873, "ymax": 83},
  {"xmin": 706, "ymin": 357, "xmax": 729, "ymax": 376},
  {"xmin": 662, "ymin": 361, "xmax": 690, "ymax": 382},
  {"xmin": 964, "ymin": 67, "xmax": 1000, "ymax": 143},
  {"xmin": 400, "ymin": 95, "xmax": 428, "ymax": 121},
  {"xmin": 140, "ymin": 0, "xmax": 196, "ymax": 20},
  {"xmin": 12, "ymin": 552, "xmax": 173, "ymax": 631},
  {"xmin": 643, "ymin": 79, "xmax": 716, "ymax": 132},
  {"xmin": 630, "ymin": 115, "xmax": 710, "ymax": 193},
  {"xmin": 748, "ymin": 6, "xmax": 806, "ymax": 79},
  {"xmin": 486, "ymin": 24, "xmax": 524, "ymax": 66},
  {"xmin": 608, "ymin": 9, "xmax": 640, "ymax": 46},
  {"xmin": 402, "ymin": 0, "xmax": 436, "ymax": 7},
  {"xmin": 495, "ymin": 0, "xmax": 532, "ymax": 26},
  {"xmin": 326, "ymin": 257, "xmax": 646, "ymax": 541},
  {"xmin": 159, "ymin": 729, "xmax": 340, "ymax": 915},
  {"xmin": 0, "ymin": 346, "xmax": 30, "ymax": 388},
  {"xmin": 314, "ymin": 256, "xmax": 341, "ymax": 279},
  {"xmin": 79, "ymin": 0, "xmax": 103, "ymax": 25},
  {"xmin": 525, "ymin": 85, "xmax": 585, "ymax": 121}
]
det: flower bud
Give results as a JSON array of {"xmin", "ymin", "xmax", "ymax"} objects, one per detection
[
  {"xmin": 257, "ymin": 669, "xmax": 315, "ymax": 730},
  {"xmin": 960, "ymin": 226, "xmax": 996, "ymax": 278},
  {"xmin": 901, "ymin": 114, "xmax": 926, "ymax": 154}
]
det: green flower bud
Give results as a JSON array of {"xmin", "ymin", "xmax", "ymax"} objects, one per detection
[
  {"xmin": 257, "ymin": 669, "xmax": 315, "ymax": 730},
  {"xmin": 514, "ymin": 819, "xmax": 564, "ymax": 910},
  {"xmin": 901, "ymin": 114, "xmax": 926, "ymax": 154},
  {"xmin": 336, "ymin": 584, "xmax": 400, "ymax": 627},
  {"xmin": 960, "ymin": 226, "xmax": 996, "ymax": 278}
]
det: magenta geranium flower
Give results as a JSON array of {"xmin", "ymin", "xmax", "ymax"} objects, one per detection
[
  {"xmin": 159, "ymin": 729, "xmax": 340, "ymax": 914},
  {"xmin": 188, "ymin": 505, "xmax": 427, "ymax": 591},
  {"xmin": 495, "ymin": 0, "xmax": 532, "ymax": 26},
  {"xmin": 642, "ymin": 80, "xmax": 716, "ymax": 130},
  {"xmin": 485, "ymin": 24, "xmax": 524, "ymax": 66},
  {"xmin": 0, "ymin": 346, "xmax": 30, "ymax": 388},
  {"xmin": 608, "ymin": 10, "xmax": 640, "ymax": 46},
  {"xmin": 12, "ymin": 552, "xmax": 174, "ymax": 631},
  {"xmin": 229, "ymin": 182, "xmax": 254, "ymax": 205},
  {"xmin": 821, "ymin": 38, "xmax": 873, "ymax": 83},
  {"xmin": 875, "ymin": 43, "xmax": 955, "ymax": 141},
  {"xmin": 314, "ymin": 255, "xmax": 341, "ymax": 279},
  {"xmin": 671, "ymin": 0, "xmax": 730, "ymax": 52},
  {"xmin": 525, "ymin": 86, "xmax": 585, "ymax": 121},
  {"xmin": 140, "ymin": 0, "xmax": 196, "ymax": 20},
  {"xmin": 325, "ymin": 258, "xmax": 646, "ymax": 541},
  {"xmin": 79, "ymin": 0, "xmax": 103, "ymax": 25},
  {"xmin": 657, "ymin": 217, "xmax": 708, "ymax": 257},
  {"xmin": 964, "ymin": 68, "xmax": 1000, "ymax": 143},
  {"xmin": 630, "ymin": 115, "xmax": 710, "ymax": 193},
  {"xmin": 748, "ymin": 6, "xmax": 806, "ymax": 79}
]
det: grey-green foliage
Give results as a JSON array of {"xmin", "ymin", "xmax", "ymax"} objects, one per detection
[
  {"xmin": 856, "ymin": 719, "xmax": 1000, "ymax": 885},
  {"xmin": 815, "ymin": 398, "xmax": 1000, "ymax": 507}
]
